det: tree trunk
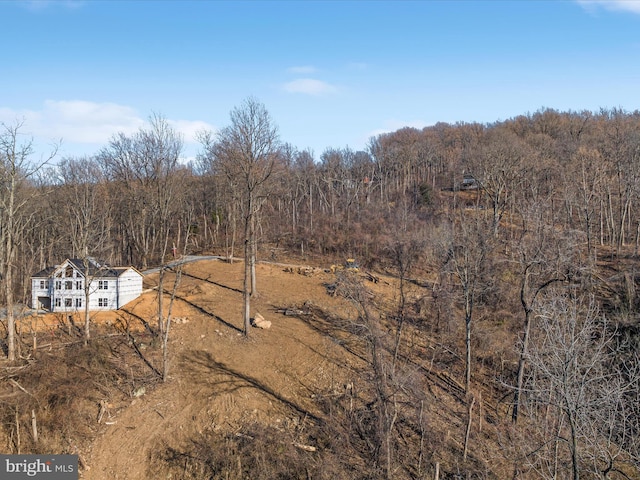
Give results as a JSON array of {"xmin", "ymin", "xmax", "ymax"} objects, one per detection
[
  {"xmin": 465, "ymin": 311, "xmax": 471, "ymax": 394},
  {"xmin": 243, "ymin": 205, "xmax": 252, "ymax": 335},
  {"xmin": 250, "ymin": 213, "xmax": 257, "ymax": 297},
  {"xmin": 158, "ymin": 267, "xmax": 164, "ymax": 334},
  {"xmin": 162, "ymin": 266, "xmax": 181, "ymax": 382},
  {"xmin": 84, "ymin": 283, "xmax": 91, "ymax": 343},
  {"xmin": 463, "ymin": 396, "xmax": 475, "ymax": 461},
  {"xmin": 6, "ymin": 258, "xmax": 15, "ymax": 361},
  {"xmin": 463, "ymin": 277, "xmax": 473, "ymax": 395},
  {"xmin": 5, "ymin": 180, "xmax": 16, "ymax": 362},
  {"xmin": 513, "ymin": 308, "xmax": 532, "ymax": 422},
  {"xmin": 569, "ymin": 412, "xmax": 580, "ymax": 480}
]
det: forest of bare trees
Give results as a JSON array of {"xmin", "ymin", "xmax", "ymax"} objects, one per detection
[
  {"xmin": 2, "ymin": 104, "xmax": 640, "ymax": 477},
  {"xmin": 2, "ymin": 108, "xmax": 639, "ymax": 288}
]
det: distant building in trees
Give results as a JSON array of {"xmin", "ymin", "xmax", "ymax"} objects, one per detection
[
  {"xmin": 460, "ymin": 173, "xmax": 479, "ymax": 190},
  {"xmin": 31, "ymin": 258, "xmax": 143, "ymax": 312}
]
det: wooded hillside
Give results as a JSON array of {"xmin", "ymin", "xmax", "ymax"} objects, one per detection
[{"xmin": 1, "ymin": 105, "xmax": 640, "ymax": 478}]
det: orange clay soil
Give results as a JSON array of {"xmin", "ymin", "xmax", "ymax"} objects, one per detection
[{"xmin": 80, "ymin": 257, "xmax": 384, "ymax": 480}]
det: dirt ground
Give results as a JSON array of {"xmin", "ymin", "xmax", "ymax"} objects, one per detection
[{"xmin": 78, "ymin": 257, "xmax": 382, "ymax": 480}]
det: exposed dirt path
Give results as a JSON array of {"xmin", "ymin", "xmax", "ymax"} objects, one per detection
[{"xmin": 84, "ymin": 259, "xmax": 363, "ymax": 480}]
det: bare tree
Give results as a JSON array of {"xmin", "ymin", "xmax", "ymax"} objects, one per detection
[
  {"xmin": 441, "ymin": 211, "xmax": 492, "ymax": 394},
  {"xmin": 386, "ymin": 231, "xmax": 425, "ymax": 370},
  {"xmin": 511, "ymin": 199, "xmax": 581, "ymax": 422},
  {"xmin": 197, "ymin": 139, "xmax": 242, "ymax": 262},
  {"xmin": 99, "ymin": 114, "xmax": 184, "ymax": 337},
  {"xmin": 472, "ymin": 127, "xmax": 525, "ymax": 236},
  {"xmin": 160, "ymin": 204, "xmax": 195, "ymax": 382},
  {"xmin": 99, "ymin": 113, "xmax": 183, "ymax": 271},
  {"xmin": 522, "ymin": 291, "xmax": 640, "ymax": 480},
  {"xmin": 596, "ymin": 109, "xmax": 640, "ymax": 253},
  {"xmin": 335, "ymin": 271, "xmax": 397, "ymax": 479},
  {"xmin": 198, "ymin": 98, "xmax": 280, "ymax": 336},
  {"xmin": 58, "ymin": 156, "xmax": 110, "ymax": 342},
  {"xmin": 567, "ymin": 146, "xmax": 606, "ymax": 259},
  {"xmin": 0, "ymin": 120, "xmax": 56, "ymax": 361}
]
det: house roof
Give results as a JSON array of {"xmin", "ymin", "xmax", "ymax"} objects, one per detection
[
  {"xmin": 32, "ymin": 266, "xmax": 57, "ymax": 278},
  {"xmin": 67, "ymin": 258, "xmax": 121, "ymax": 278},
  {"xmin": 110, "ymin": 266, "xmax": 144, "ymax": 277},
  {"xmin": 32, "ymin": 259, "xmax": 142, "ymax": 279}
]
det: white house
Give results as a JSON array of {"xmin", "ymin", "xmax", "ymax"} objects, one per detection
[{"xmin": 31, "ymin": 258, "xmax": 143, "ymax": 312}]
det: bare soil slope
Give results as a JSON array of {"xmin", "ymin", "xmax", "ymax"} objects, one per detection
[{"xmin": 84, "ymin": 258, "xmax": 369, "ymax": 479}]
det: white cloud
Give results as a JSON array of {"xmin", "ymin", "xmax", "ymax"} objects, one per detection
[
  {"xmin": 42, "ymin": 100, "xmax": 144, "ymax": 143},
  {"xmin": 168, "ymin": 119, "xmax": 217, "ymax": 143},
  {"xmin": 0, "ymin": 100, "xmax": 143, "ymax": 143},
  {"xmin": 577, "ymin": 0, "xmax": 640, "ymax": 14},
  {"xmin": 283, "ymin": 78, "xmax": 338, "ymax": 96},
  {"xmin": 287, "ymin": 65, "xmax": 317, "ymax": 74},
  {"xmin": 0, "ymin": 100, "xmax": 215, "ymax": 157}
]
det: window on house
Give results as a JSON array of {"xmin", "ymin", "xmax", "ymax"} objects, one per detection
[
  {"xmin": 39, "ymin": 280, "xmax": 45, "ymax": 289},
  {"xmin": 99, "ymin": 280, "xmax": 109, "ymax": 290},
  {"xmin": 98, "ymin": 298, "xmax": 108, "ymax": 307},
  {"xmin": 76, "ymin": 281, "xmax": 82, "ymax": 290},
  {"xmin": 65, "ymin": 266, "xmax": 74, "ymax": 278},
  {"xmin": 65, "ymin": 281, "xmax": 72, "ymax": 290},
  {"xmin": 55, "ymin": 298, "xmax": 61, "ymax": 307},
  {"xmin": 55, "ymin": 281, "xmax": 62, "ymax": 290},
  {"xmin": 75, "ymin": 298, "xmax": 82, "ymax": 308},
  {"xmin": 65, "ymin": 298, "xmax": 72, "ymax": 307}
]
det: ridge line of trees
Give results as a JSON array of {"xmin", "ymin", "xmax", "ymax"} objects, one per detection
[{"xmin": 2, "ymin": 104, "xmax": 640, "ymax": 477}]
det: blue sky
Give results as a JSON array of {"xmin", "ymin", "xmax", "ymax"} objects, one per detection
[{"xmin": 1, "ymin": 0, "xmax": 640, "ymax": 162}]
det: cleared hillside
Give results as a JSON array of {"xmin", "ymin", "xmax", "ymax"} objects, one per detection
[{"xmin": 3, "ymin": 254, "xmax": 638, "ymax": 479}]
